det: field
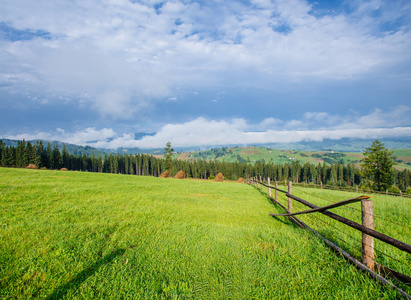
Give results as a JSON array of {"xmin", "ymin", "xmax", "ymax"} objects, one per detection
[
  {"xmin": 1, "ymin": 168, "xmax": 409, "ymax": 299},
  {"xmin": 182, "ymin": 147, "xmax": 411, "ymax": 170},
  {"xmin": 260, "ymin": 182, "xmax": 411, "ymax": 288}
]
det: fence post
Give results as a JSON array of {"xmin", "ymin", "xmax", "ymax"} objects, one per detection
[
  {"xmin": 268, "ymin": 177, "xmax": 271, "ymax": 198},
  {"xmin": 274, "ymin": 181, "xmax": 278, "ymax": 203},
  {"xmin": 288, "ymin": 181, "xmax": 292, "ymax": 213},
  {"xmin": 259, "ymin": 175, "xmax": 263, "ymax": 191},
  {"xmin": 356, "ymin": 185, "xmax": 358, "ymax": 193},
  {"xmin": 361, "ymin": 198, "xmax": 375, "ymax": 270},
  {"xmin": 321, "ymin": 181, "xmax": 323, "ymax": 190}
]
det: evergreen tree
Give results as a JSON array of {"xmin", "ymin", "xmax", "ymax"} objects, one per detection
[
  {"xmin": 62, "ymin": 145, "xmax": 70, "ymax": 169},
  {"xmin": 0, "ymin": 140, "xmax": 5, "ymax": 166},
  {"xmin": 46, "ymin": 143, "xmax": 53, "ymax": 169},
  {"xmin": 361, "ymin": 139, "xmax": 395, "ymax": 191},
  {"xmin": 53, "ymin": 145, "xmax": 63, "ymax": 169},
  {"xmin": 163, "ymin": 142, "xmax": 174, "ymax": 173}
]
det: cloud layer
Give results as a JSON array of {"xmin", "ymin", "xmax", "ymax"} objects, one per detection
[
  {"xmin": 1, "ymin": 0, "xmax": 411, "ymax": 119},
  {"xmin": 5, "ymin": 106, "xmax": 411, "ymax": 149},
  {"xmin": 1, "ymin": 0, "xmax": 411, "ymax": 145}
]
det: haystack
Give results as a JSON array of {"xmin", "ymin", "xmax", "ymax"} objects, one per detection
[
  {"xmin": 174, "ymin": 170, "xmax": 186, "ymax": 179},
  {"xmin": 160, "ymin": 171, "xmax": 170, "ymax": 178},
  {"xmin": 214, "ymin": 172, "xmax": 224, "ymax": 182},
  {"xmin": 237, "ymin": 177, "xmax": 244, "ymax": 183},
  {"xmin": 25, "ymin": 164, "xmax": 38, "ymax": 169},
  {"xmin": 60, "ymin": 168, "xmax": 68, "ymax": 171}
]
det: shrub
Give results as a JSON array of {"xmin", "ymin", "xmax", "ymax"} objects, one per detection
[
  {"xmin": 208, "ymin": 175, "xmax": 215, "ymax": 180},
  {"xmin": 214, "ymin": 173, "xmax": 224, "ymax": 182},
  {"xmin": 388, "ymin": 185, "xmax": 401, "ymax": 194},
  {"xmin": 160, "ymin": 171, "xmax": 170, "ymax": 178},
  {"xmin": 174, "ymin": 170, "xmax": 186, "ymax": 179}
]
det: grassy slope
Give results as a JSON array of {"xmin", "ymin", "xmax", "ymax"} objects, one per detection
[
  {"xmin": 184, "ymin": 147, "xmax": 411, "ymax": 170},
  {"xmin": 263, "ymin": 184, "xmax": 411, "ymax": 283},
  {"xmin": 0, "ymin": 168, "xmax": 406, "ymax": 299}
]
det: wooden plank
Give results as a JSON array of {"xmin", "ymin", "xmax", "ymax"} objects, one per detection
[
  {"xmin": 377, "ymin": 264, "xmax": 411, "ymax": 286},
  {"xmin": 285, "ymin": 192, "xmax": 411, "ymax": 254},
  {"xmin": 288, "ymin": 181, "xmax": 292, "ymax": 213},
  {"xmin": 361, "ymin": 199, "xmax": 375, "ymax": 270},
  {"xmin": 269, "ymin": 195, "xmax": 369, "ymax": 217},
  {"xmin": 269, "ymin": 204, "xmax": 411, "ymax": 299}
]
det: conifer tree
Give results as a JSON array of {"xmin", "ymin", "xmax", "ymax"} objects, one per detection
[
  {"xmin": 361, "ymin": 139, "xmax": 395, "ymax": 191},
  {"xmin": 164, "ymin": 142, "xmax": 174, "ymax": 173}
]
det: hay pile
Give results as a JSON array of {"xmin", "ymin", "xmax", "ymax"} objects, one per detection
[
  {"xmin": 60, "ymin": 168, "xmax": 68, "ymax": 171},
  {"xmin": 174, "ymin": 170, "xmax": 186, "ymax": 179},
  {"xmin": 160, "ymin": 171, "xmax": 170, "ymax": 178},
  {"xmin": 25, "ymin": 164, "xmax": 38, "ymax": 169},
  {"xmin": 237, "ymin": 177, "xmax": 244, "ymax": 183},
  {"xmin": 214, "ymin": 172, "xmax": 224, "ymax": 182}
]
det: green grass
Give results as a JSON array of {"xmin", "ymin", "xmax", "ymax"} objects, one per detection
[
  {"xmin": 186, "ymin": 146, "xmax": 366, "ymax": 165},
  {"xmin": 0, "ymin": 168, "xmax": 406, "ymax": 299},
  {"xmin": 260, "ymin": 182, "xmax": 411, "ymax": 295},
  {"xmin": 185, "ymin": 147, "xmax": 411, "ymax": 170}
]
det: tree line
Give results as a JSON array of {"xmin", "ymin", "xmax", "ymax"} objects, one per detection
[{"xmin": 1, "ymin": 139, "xmax": 410, "ymax": 193}]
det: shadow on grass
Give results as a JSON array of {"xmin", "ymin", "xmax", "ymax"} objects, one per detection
[
  {"xmin": 46, "ymin": 249, "xmax": 125, "ymax": 300},
  {"xmin": 253, "ymin": 186, "xmax": 301, "ymax": 227}
]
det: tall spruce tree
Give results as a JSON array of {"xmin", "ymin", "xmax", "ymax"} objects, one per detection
[
  {"xmin": 361, "ymin": 139, "xmax": 395, "ymax": 191},
  {"xmin": 164, "ymin": 142, "xmax": 174, "ymax": 173}
]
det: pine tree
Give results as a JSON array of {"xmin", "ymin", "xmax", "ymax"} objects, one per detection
[
  {"xmin": 53, "ymin": 145, "xmax": 63, "ymax": 169},
  {"xmin": 62, "ymin": 145, "xmax": 70, "ymax": 169},
  {"xmin": 163, "ymin": 142, "xmax": 174, "ymax": 174},
  {"xmin": 361, "ymin": 139, "xmax": 395, "ymax": 191}
]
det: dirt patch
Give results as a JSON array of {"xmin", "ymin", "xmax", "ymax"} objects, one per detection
[
  {"xmin": 244, "ymin": 149, "xmax": 261, "ymax": 155},
  {"xmin": 397, "ymin": 156, "xmax": 411, "ymax": 163},
  {"xmin": 177, "ymin": 153, "xmax": 191, "ymax": 160}
]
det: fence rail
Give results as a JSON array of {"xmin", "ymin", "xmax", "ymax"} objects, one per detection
[
  {"xmin": 247, "ymin": 177, "xmax": 411, "ymax": 299},
  {"xmin": 288, "ymin": 181, "xmax": 411, "ymax": 198}
]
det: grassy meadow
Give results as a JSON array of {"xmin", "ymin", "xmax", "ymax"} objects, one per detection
[
  {"xmin": 184, "ymin": 146, "xmax": 411, "ymax": 170},
  {"xmin": 261, "ymin": 182, "xmax": 411, "ymax": 294},
  {"xmin": 0, "ymin": 167, "xmax": 409, "ymax": 299}
]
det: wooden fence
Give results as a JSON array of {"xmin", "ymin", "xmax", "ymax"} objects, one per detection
[
  {"xmin": 247, "ymin": 177, "xmax": 411, "ymax": 299},
  {"xmin": 276, "ymin": 180, "xmax": 411, "ymax": 198}
]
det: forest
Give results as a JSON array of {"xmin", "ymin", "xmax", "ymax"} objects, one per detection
[{"xmin": 1, "ymin": 139, "xmax": 410, "ymax": 193}]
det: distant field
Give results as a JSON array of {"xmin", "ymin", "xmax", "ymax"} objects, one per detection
[
  {"xmin": 183, "ymin": 146, "xmax": 411, "ymax": 170},
  {"xmin": 1, "ymin": 168, "xmax": 409, "ymax": 299}
]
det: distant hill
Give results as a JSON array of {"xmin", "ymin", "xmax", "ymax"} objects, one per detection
[
  {"xmin": 2, "ymin": 137, "xmax": 411, "ymax": 170},
  {"xmin": 1, "ymin": 139, "xmax": 107, "ymax": 157},
  {"xmin": 183, "ymin": 146, "xmax": 411, "ymax": 171}
]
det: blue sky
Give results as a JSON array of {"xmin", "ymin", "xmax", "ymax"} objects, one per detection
[{"xmin": 1, "ymin": 0, "xmax": 411, "ymax": 148}]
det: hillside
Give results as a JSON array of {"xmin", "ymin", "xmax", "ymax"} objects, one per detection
[
  {"xmin": 2, "ymin": 138, "xmax": 411, "ymax": 170},
  {"xmin": 183, "ymin": 146, "xmax": 411, "ymax": 170},
  {"xmin": 1, "ymin": 167, "xmax": 408, "ymax": 298}
]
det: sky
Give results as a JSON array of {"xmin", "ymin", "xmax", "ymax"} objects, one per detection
[{"xmin": 1, "ymin": 0, "xmax": 411, "ymax": 149}]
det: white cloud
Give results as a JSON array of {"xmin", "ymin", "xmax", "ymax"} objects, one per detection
[
  {"xmin": 5, "ymin": 105, "xmax": 411, "ymax": 149},
  {"xmin": 4, "ymin": 127, "xmax": 118, "ymax": 145},
  {"xmin": 1, "ymin": 0, "xmax": 410, "ymax": 120}
]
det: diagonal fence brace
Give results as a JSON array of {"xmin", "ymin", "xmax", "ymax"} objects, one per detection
[{"xmin": 269, "ymin": 195, "xmax": 370, "ymax": 217}]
